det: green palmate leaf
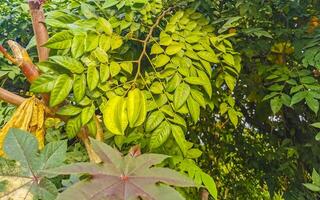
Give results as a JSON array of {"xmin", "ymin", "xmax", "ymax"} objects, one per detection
[
  {"xmin": 153, "ymin": 54, "xmax": 170, "ymax": 68},
  {"xmin": 174, "ymin": 83, "xmax": 190, "ymax": 110},
  {"xmin": 4, "ymin": 128, "xmax": 39, "ymax": 175},
  {"xmin": 99, "ymin": 34, "xmax": 111, "ymax": 51},
  {"xmin": 73, "ymin": 74, "xmax": 86, "ymax": 103},
  {"xmin": 145, "ymin": 111, "xmax": 165, "ymax": 132},
  {"xmin": 187, "ymin": 96, "xmax": 200, "ymax": 124},
  {"xmin": 2, "ymin": 129, "xmax": 66, "ymax": 200},
  {"xmin": 56, "ymin": 105, "xmax": 82, "ymax": 116},
  {"xmin": 86, "ymin": 31, "xmax": 99, "ymax": 52},
  {"xmin": 270, "ymin": 97, "xmax": 282, "ymax": 114},
  {"xmin": 66, "ymin": 115, "xmax": 82, "ymax": 139},
  {"xmin": 110, "ymin": 61, "xmax": 121, "ymax": 77},
  {"xmin": 45, "ymin": 30, "xmax": 73, "ymax": 49},
  {"xmin": 151, "ymin": 44, "xmax": 164, "ymax": 54},
  {"xmin": 81, "ymin": 104, "xmax": 95, "ymax": 125},
  {"xmin": 120, "ymin": 62, "xmax": 133, "ymax": 74},
  {"xmin": 30, "ymin": 75, "xmax": 55, "ymax": 93},
  {"xmin": 290, "ymin": 91, "xmax": 307, "ymax": 106},
  {"xmin": 171, "ymin": 124, "xmax": 187, "ymax": 156},
  {"xmin": 71, "ymin": 33, "xmax": 86, "ymax": 58},
  {"xmin": 166, "ymin": 45, "xmax": 182, "ymax": 55},
  {"xmin": 198, "ymin": 70, "xmax": 212, "ymax": 97},
  {"xmin": 50, "ymin": 74, "xmax": 73, "ymax": 107},
  {"xmin": 87, "ymin": 65, "xmax": 99, "ymax": 91},
  {"xmin": 97, "ymin": 17, "xmax": 113, "ymax": 35},
  {"xmin": 306, "ymin": 95, "xmax": 319, "ymax": 114},
  {"xmin": 150, "ymin": 121, "xmax": 171, "ymax": 149},
  {"xmin": 127, "ymin": 89, "xmax": 147, "ymax": 128},
  {"xmin": 100, "ymin": 63, "xmax": 110, "ymax": 83},
  {"xmin": 198, "ymin": 51, "xmax": 219, "ymax": 63},
  {"xmin": 50, "ymin": 56, "xmax": 84, "ymax": 74},
  {"xmin": 103, "ymin": 96, "xmax": 128, "ymax": 135},
  {"xmin": 228, "ymin": 108, "xmax": 238, "ymax": 127},
  {"xmin": 46, "ymin": 139, "xmax": 195, "ymax": 200},
  {"xmin": 201, "ymin": 172, "xmax": 218, "ymax": 199},
  {"xmin": 166, "ymin": 73, "xmax": 182, "ymax": 92},
  {"xmin": 93, "ymin": 47, "xmax": 108, "ymax": 63}
]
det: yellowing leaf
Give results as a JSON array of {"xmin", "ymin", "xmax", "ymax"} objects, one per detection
[
  {"xmin": 86, "ymin": 31, "xmax": 99, "ymax": 52},
  {"xmin": 166, "ymin": 45, "xmax": 182, "ymax": 55},
  {"xmin": 159, "ymin": 36, "xmax": 172, "ymax": 46},
  {"xmin": 174, "ymin": 83, "xmax": 190, "ymax": 110},
  {"xmin": 145, "ymin": 111, "xmax": 165, "ymax": 132},
  {"xmin": 87, "ymin": 65, "xmax": 99, "ymax": 91},
  {"xmin": 151, "ymin": 44, "xmax": 164, "ymax": 54},
  {"xmin": 111, "ymin": 35, "xmax": 123, "ymax": 50},
  {"xmin": 110, "ymin": 61, "xmax": 121, "ymax": 77},
  {"xmin": 71, "ymin": 33, "xmax": 86, "ymax": 58},
  {"xmin": 103, "ymin": 96, "xmax": 128, "ymax": 135},
  {"xmin": 81, "ymin": 104, "xmax": 96, "ymax": 125},
  {"xmin": 93, "ymin": 47, "xmax": 108, "ymax": 63},
  {"xmin": 153, "ymin": 54, "xmax": 170, "ymax": 68},
  {"xmin": 99, "ymin": 34, "xmax": 111, "ymax": 51},
  {"xmin": 100, "ymin": 63, "xmax": 110, "ymax": 83},
  {"xmin": 198, "ymin": 51, "xmax": 219, "ymax": 63},
  {"xmin": 45, "ymin": 30, "xmax": 73, "ymax": 49},
  {"xmin": 50, "ymin": 56, "xmax": 84, "ymax": 74},
  {"xmin": 97, "ymin": 17, "xmax": 113, "ymax": 35},
  {"xmin": 120, "ymin": 62, "xmax": 133, "ymax": 74},
  {"xmin": 73, "ymin": 74, "xmax": 86, "ymax": 103}
]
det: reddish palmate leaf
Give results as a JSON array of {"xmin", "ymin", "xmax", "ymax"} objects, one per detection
[{"xmin": 46, "ymin": 139, "xmax": 196, "ymax": 200}]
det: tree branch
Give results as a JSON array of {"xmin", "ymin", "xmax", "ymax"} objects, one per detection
[
  {"xmin": 0, "ymin": 88, "xmax": 26, "ymax": 106},
  {"xmin": 28, "ymin": 0, "xmax": 50, "ymax": 61}
]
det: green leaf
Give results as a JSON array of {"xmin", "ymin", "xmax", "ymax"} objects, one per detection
[
  {"xmin": 191, "ymin": 89, "xmax": 206, "ymax": 108},
  {"xmin": 87, "ymin": 65, "xmax": 99, "ymax": 91},
  {"xmin": 316, "ymin": 133, "xmax": 320, "ymax": 141},
  {"xmin": 103, "ymin": 96, "xmax": 128, "ymax": 135},
  {"xmin": 201, "ymin": 172, "xmax": 218, "ymax": 199},
  {"xmin": 73, "ymin": 74, "xmax": 86, "ymax": 103},
  {"xmin": 150, "ymin": 82, "xmax": 164, "ymax": 94},
  {"xmin": 224, "ymin": 73, "xmax": 236, "ymax": 91},
  {"xmin": 86, "ymin": 31, "xmax": 99, "ymax": 52},
  {"xmin": 39, "ymin": 140, "xmax": 67, "ymax": 170},
  {"xmin": 110, "ymin": 35, "xmax": 123, "ymax": 50},
  {"xmin": 290, "ymin": 91, "xmax": 307, "ymax": 106},
  {"xmin": 306, "ymin": 95, "xmax": 319, "ymax": 114},
  {"xmin": 186, "ymin": 148, "xmax": 202, "ymax": 158},
  {"xmin": 159, "ymin": 36, "xmax": 172, "ymax": 46},
  {"xmin": 184, "ymin": 77, "xmax": 204, "ymax": 85},
  {"xmin": 50, "ymin": 74, "xmax": 73, "ymax": 107},
  {"xmin": 127, "ymin": 89, "xmax": 147, "ymax": 128},
  {"xmin": 166, "ymin": 45, "xmax": 182, "ymax": 55},
  {"xmin": 50, "ymin": 56, "xmax": 84, "ymax": 74},
  {"xmin": 87, "ymin": 117, "xmax": 97, "ymax": 137},
  {"xmin": 30, "ymin": 75, "xmax": 55, "ymax": 93},
  {"xmin": 150, "ymin": 121, "xmax": 171, "ymax": 149},
  {"xmin": 81, "ymin": 104, "xmax": 95, "ymax": 125},
  {"xmin": 56, "ymin": 105, "xmax": 82, "ymax": 116},
  {"xmin": 171, "ymin": 124, "xmax": 187, "ymax": 156},
  {"xmin": 97, "ymin": 17, "xmax": 113, "ymax": 35},
  {"xmin": 93, "ymin": 47, "xmax": 108, "ymax": 63},
  {"xmin": 270, "ymin": 97, "xmax": 282, "ymax": 114},
  {"xmin": 303, "ymin": 183, "xmax": 320, "ymax": 192},
  {"xmin": 311, "ymin": 122, "xmax": 320, "ymax": 128},
  {"xmin": 166, "ymin": 73, "xmax": 181, "ymax": 92},
  {"xmin": 198, "ymin": 51, "xmax": 219, "ymax": 63},
  {"xmin": 120, "ymin": 62, "xmax": 133, "ymax": 74},
  {"xmin": 228, "ymin": 108, "xmax": 238, "ymax": 127},
  {"xmin": 45, "ymin": 31, "xmax": 73, "ymax": 49},
  {"xmin": 81, "ymin": 3, "xmax": 97, "ymax": 19},
  {"xmin": 3, "ymin": 128, "xmax": 39, "ymax": 175},
  {"xmin": 100, "ymin": 63, "xmax": 110, "ymax": 83},
  {"xmin": 151, "ymin": 44, "xmax": 164, "ymax": 54},
  {"xmin": 71, "ymin": 33, "xmax": 86, "ymax": 58},
  {"xmin": 187, "ymin": 96, "xmax": 200, "ymax": 124},
  {"xmin": 153, "ymin": 54, "xmax": 170, "ymax": 68},
  {"xmin": 110, "ymin": 62, "xmax": 121, "ymax": 77},
  {"xmin": 66, "ymin": 115, "xmax": 82, "ymax": 139},
  {"xmin": 99, "ymin": 34, "xmax": 111, "ymax": 51},
  {"xmin": 174, "ymin": 83, "xmax": 190, "ymax": 110},
  {"xmin": 222, "ymin": 53, "xmax": 235, "ymax": 66},
  {"xmin": 145, "ymin": 111, "xmax": 165, "ymax": 132},
  {"xmin": 198, "ymin": 70, "xmax": 212, "ymax": 97}
]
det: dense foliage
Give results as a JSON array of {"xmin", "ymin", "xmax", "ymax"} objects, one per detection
[{"xmin": 1, "ymin": 0, "xmax": 320, "ymax": 199}]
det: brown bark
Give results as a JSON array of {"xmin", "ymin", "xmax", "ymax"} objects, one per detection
[
  {"xmin": 28, "ymin": 1, "xmax": 49, "ymax": 61},
  {"xmin": 0, "ymin": 88, "xmax": 26, "ymax": 106},
  {"xmin": 200, "ymin": 189, "xmax": 209, "ymax": 200}
]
